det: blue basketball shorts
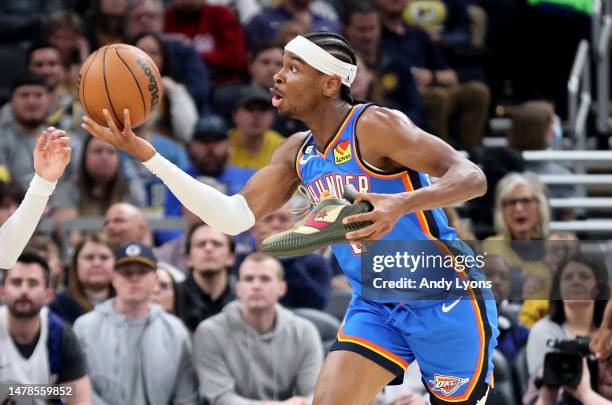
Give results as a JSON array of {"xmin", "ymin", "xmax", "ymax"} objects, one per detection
[{"xmin": 329, "ymin": 292, "xmax": 499, "ymax": 404}]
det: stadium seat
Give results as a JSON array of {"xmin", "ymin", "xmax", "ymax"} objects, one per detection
[
  {"xmin": 324, "ymin": 289, "xmax": 353, "ymax": 321},
  {"xmin": 513, "ymin": 346, "xmax": 530, "ymax": 400},
  {"xmin": 487, "ymin": 349, "xmax": 517, "ymax": 405},
  {"xmin": 293, "ymin": 308, "xmax": 341, "ymax": 356}
]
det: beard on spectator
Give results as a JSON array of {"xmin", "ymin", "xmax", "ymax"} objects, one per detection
[{"xmin": 7, "ymin": 297, "xmax": 43, "ymax": 319}]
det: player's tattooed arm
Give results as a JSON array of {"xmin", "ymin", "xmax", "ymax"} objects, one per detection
[
  {"xmin": 239, "ymin": 132, "xmax": 307, "ymax": 220},
  {"xmin": 344, "ymin": 106, "xmax": 486, "ymax": 240}
]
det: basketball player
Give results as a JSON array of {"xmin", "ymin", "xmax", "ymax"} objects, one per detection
[
  {"xmin": 82, "ymin": 32, "xmax": 498, "ymax": 405},
  {"xmin": 0, "ymin": 128, "xmax": 71, "ymax": 269}
]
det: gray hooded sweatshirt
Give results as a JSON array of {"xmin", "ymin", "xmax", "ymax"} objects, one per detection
[
  {"xmin": 193, "ymin": 301, "xmax": 323, "ymax": 405},
  {"xmin": 73, "ymin": 299, "xmax": 198, "ymax": 405}
]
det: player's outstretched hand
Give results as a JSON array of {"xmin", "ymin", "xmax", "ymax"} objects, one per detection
[
  {"xmin": 81, "ymin": 108, "xmax": 156, "ymax": 162},
  {"xmin": 33, "ymin": 127, "xmax": 72, "ymax": 182},
  {"xmin": 343, "ymin": 192, "xmax": 405, "ymax": 241}
]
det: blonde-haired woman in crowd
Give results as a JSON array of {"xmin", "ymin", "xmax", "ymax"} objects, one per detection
[{"xmin": 483, "ymin": 172, "xmax": 553, "ymax": 327}]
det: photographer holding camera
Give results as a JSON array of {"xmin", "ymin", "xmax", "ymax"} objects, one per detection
[{"xmin": 525, "ymin": 254, "xmax": 611, "ymax": 404}]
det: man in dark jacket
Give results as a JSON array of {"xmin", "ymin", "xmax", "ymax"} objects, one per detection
[{"xmin": 181, "ymin": 222, "xmax": 237, "ymax": 331}]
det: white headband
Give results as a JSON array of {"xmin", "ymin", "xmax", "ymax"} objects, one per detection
[{"xmin": 284, "ymin": 35, "xmax": 358, "ymax": 87}]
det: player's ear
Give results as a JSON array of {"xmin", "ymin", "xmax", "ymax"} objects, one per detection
[{"xmin": 322, "ymin": 75, "xmax": 342, "ymax": 98}]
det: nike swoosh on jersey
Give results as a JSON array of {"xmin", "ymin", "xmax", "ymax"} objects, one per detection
[
  {"xmin": 441, "ymin": 297, "xmax": 462, "ymax": 313},
  {"xmin": 299, "ymin": 154, "xmax": 318, "ymax": 165}
]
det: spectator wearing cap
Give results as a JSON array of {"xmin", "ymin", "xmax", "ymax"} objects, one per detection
[
  {"xmin": 229, "ymin": 87, "xmax": 284, "ymax": 170},
  {"xmin": 73, "ymin": 242, "xmax": 198, "ymax": 405}
]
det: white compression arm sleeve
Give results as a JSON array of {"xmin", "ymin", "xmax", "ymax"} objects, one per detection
[
  {"xmin": 143, "ymin": 153, "xmax": 255, "ymax": 235},
  {"xmin": 0, "ymin": 174, "xmax": 56, "ymax": 269}
]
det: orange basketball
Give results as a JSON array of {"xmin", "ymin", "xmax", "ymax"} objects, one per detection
[{"xmin": 78, "ymin": 43, "xmax": 163, "ymax": 128}]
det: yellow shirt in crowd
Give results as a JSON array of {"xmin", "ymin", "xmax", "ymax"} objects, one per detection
[{"xmin": 228, "ymin": 129, "xmax": 285, "ymax": 170}]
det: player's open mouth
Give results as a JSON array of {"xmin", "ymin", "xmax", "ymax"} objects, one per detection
[{"xmin": 270, "ymin": 88, "xmax": 284, "ymax": 107}]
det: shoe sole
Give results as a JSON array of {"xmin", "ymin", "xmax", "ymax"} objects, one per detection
[{"xmin": 261, "ymin": 201, "xmax": 373, "ymax": 257}]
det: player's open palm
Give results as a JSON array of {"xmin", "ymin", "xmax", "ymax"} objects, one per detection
[
  {"xmin": 343, "ymin": 192, "xmax": 405, "ymax": 241},
  {"xmin": 33, "ymin": 127, "xmax": 71, "ymax": 182},
  {"xmin": 81, "ymin": 108, "xmax": 155, "ymax": 162}
]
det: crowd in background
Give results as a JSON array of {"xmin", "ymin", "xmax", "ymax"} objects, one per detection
[{"xmin": 0, "ymin": 0, "xmax": 610, "ymax": 404}]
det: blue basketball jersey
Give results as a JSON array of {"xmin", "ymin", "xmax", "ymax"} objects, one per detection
[{"xmin": 294, "ymin": 103, "xmax": 457, "ymax": 294}]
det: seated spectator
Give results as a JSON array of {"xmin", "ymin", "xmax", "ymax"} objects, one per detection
[
  {"xmin": 123, "ymin": 121, "xmax": 190, "ymax": 214},
  {"xmin": 74, "ymin": 242, "xmax": 198, "ymax": 404},
  {"xmin": 483, "ymin": 172, "xmax": 553, "ymax": 328},
  {"xmin": 44, "ymin": 10, "xmax": 90, "ymax": 84},
  {"xmin": 194, "ymin": 253, "xmax": 323, "ymax": 404},
  {"xmin": 0, "ymin": 252, "xmax": 91, "ymax": 404},
  {"xmin": 132, "ymin": 32, "xmax": 198, "ymax": 144},
  {"xmin": 83, "ymin": 0, "xmax": 129, "ymax": 49},
  {"xmin": 25, "ymin": 41, "xmax": 84, "ymax": 134},
  {"xmin": 103, "ymin": 202, "xmax": 152, "ymax": 248},
  {"xmin": 245, "ymin": 0, "xmax": 342, "ymax": 49},
  {"xmin": 125, "ymin": 0, "xmax": 211, "ymax": 114},
  {"xmin": 521, "ymin": 232, "xmax": 582, "ymax": 333},
  {"xmin": 151, "ymin": 265, "xmax": 184, "ymax": 317},
  {"xmin": 229, "ymin": 87, "xmax": 285, "ymax": 170},
  {"xmin": 50, "ymin": 136, "xmax": 146, "ymax": 235},
  {"xmin": 164, "ymin": 0, "xmax": 247, "ymax": 83},
  {"xmin": 487, "ymin": 254, "xmax": 529, "ymax": 362},
  {"xmin": 378, "ymin": 0, "xmax": 490, "ymax": 148},
  {"xmin": 1, "ymin": 42, "xmax": 82, "ymax": 140},
  {"xmin": 507, "ymin": 101, "xmax": 577, "ymax": 207},
  {"xmin": 0, "ymin": 75, "xmax": 52, "ymax": 190},
  {"xmin": 343, "ymin": 1, "xmax": 425, "ymax": 126},
  {"xmin": 543, "ymin": 232, "xmax": 580, "ymax": 274},
  {"xmin": 49, "ymin": 233, "xmax": 115, "ymax": 324},
  {"xmin": 525, "ymin": 254, "xmax": 610, "ymax": 405},
  {"xmin": 243, "ymin": 201, "xmax": 332, "ymax": 310},
  {"xmin": 25, "ymin": 234, "xmax": 64, "ymax": 292},
  {"xmin": 181, "ymin": 223, "xmax": 237, "ymax": 332}
]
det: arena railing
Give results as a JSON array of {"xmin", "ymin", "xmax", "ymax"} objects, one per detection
[
  {"xmin": 594, "ymin": 0, "xmax": 612, "ymax": 135},
  {"xmin": 568, "ymin": 39, "xmax": 591, "ymax": 150}
]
